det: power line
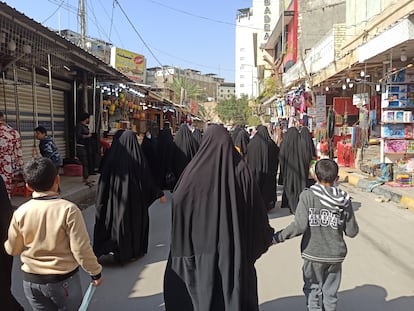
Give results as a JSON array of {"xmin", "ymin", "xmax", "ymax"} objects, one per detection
[
  {"xmin": 145, "ymin": 0, "xmax": 263, "ymax": 31},
  {"xmin": 114, "ymin": 0, "xmax": 164, "ymax": 67},
  {"xmin": 42, "ymin": 0, "xmax": 65, "ymax": 24}
]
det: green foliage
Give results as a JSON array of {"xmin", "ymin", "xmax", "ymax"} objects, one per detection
[
  {"xmin": 216, "ymin": 95, "xmax": 249, "ymax": 125},
  {"xmin": 262, "ymin": 76, "xmax": 281, "ymax": 99},
  {"xmin": 247, "ymin": 115, "xmax": 261, "ymax": 126},
  {"xmin": 168, "ymin": 76, "xmax": 205, "ymax": 104}
]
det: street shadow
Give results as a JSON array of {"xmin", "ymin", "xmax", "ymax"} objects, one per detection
[
  {"xmin": 81, "ymin": 195, "xmax": 172, "ymax": 311},
  {"xmin": 259, "ymin": 284, "xmax": 414, "ymax": 311}
]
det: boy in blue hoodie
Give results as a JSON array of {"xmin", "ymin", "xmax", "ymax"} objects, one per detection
[
  {"xmin": 34, "ymin": 126, "xmax": 62, "ymax": 169},
  {"xmin": 273, "ymin": 159, "xmax": 358, "ymax": 311}
]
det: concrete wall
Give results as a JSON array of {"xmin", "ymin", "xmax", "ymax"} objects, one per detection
[
  {"xmin": 346, "ymin": 0, "xmax": 399, "ymax": 36},
  {"xmin": 298, "ymin": 0, "xmax": 346, "ymax": 59}
]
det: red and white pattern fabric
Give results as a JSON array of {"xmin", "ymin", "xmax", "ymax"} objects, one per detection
[{"xmin": 0, "ymin": 124, "xmax": 24, "ymax": 194}]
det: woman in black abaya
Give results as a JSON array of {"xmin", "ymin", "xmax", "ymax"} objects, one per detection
[
  {"xmin": 172, "ymin": 123, "xmax": 199, "ymax": 181},
  {"xmin": 0, "ymin": 177, "xmax": 24, "ymax": 310},
  {"xmin": 247, "ymin": 125, "xmax": 280, "ymax": 210},
  {"xmin": 158, "ymin": 126, "xmax": 176, "ymax": 190},
  {"xmin": 93, "ymin": 130, "xmax": 165, "ymax": 264},
  {"xmin": 164, "ymin": 124, "xmax": 274, "ymax": 311},
  {"xmin": 279, "ymin": 126, "xmax": 315, "ymax": 213}
]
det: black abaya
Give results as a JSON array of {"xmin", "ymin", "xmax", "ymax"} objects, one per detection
[
  {"xmin": 247, "ymin": 125, "xmax": 279, "ymax": 209},
  {"xmin": 164, "ymin": 124, "xmax": 274, "ymax": 311},
  {"xmin": 192, "ymin": 128, "xmax": 203, "ymax": 146},
  {"xmin": 234, "ymin": 128, "xmax": 250, "ymax": 158},
  {"xmin": 0, "ymin": 177, "xmax": 24, "ymax": 310},
  {"xmin": 172, "ymin": 124, "xmax": 199, "ymax": 181},
  {"xmin": 279, "ymin": 126, "xmax": 315, "ymax": 213},
  {"xmin": 158, "ymin": 128, "xmax": 176, "ymax": 190},
  {"xmin": 93, "ymin": 130, "xmax": 163, "ymax": 263}
]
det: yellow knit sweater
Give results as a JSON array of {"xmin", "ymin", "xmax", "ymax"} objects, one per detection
[{"xmin": 4, "ymin": 191, "xmax": 102, "ymax": 277}]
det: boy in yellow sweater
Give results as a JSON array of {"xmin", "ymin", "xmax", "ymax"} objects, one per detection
[{"xmin": 5, "ymin": 157, "xmax": 103, "ymax": 310}]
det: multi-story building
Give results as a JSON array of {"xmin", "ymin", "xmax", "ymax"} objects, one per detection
[
  {"xmin": 235, "ymin": 1, "xmax": 280, "ymax": 99},
  {"xmin": 146, "ymin": 66, "xmax": 224, "ymax": 102},
  {"xmin": 217, "ymin": 82, "xmax": 236, "ymax": 102}
]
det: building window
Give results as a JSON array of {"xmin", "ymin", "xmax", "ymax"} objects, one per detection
[
  {"xmin": 240, "ymin": 57, "xmax": 245, "ymax": 61},
  {"xmin": 240, "ymin": 84, "xmax": 245, "ymax": 87},
  {"xmin": 240, "ymin": 75, "xmax": 245, "ymax": 79},
  {"xmin": 240, "ymin": 48, "xmax": 245, "ymax": 52}
]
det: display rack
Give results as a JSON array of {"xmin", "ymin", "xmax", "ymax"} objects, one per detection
[{"xmin": 380, "ymin": 81, "xmax": 414, "ymax": 162}]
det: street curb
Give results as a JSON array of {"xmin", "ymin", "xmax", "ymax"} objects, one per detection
[{"xmin": 338, "ymin": 168, "xmax": 414, "ymax": 210}]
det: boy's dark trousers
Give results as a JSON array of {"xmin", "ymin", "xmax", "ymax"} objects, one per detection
[{"xmin": 302, "ymin": 260, "xmax": 342, "ymax": 311}]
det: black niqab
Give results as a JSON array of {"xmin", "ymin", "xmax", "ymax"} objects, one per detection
[
  {"xmin": 247, "ymin": 125, "xmax": 280, "ymax": 209},
  {"xmin": 164, "ymin": 124, "xmax": 273, "ymax": 311},
  {"xmin": 93, "ymin": 130, "xmax": 163, "ymax": 263}
]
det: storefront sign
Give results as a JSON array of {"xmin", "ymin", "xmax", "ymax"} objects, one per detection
[
  {"xmin": 308, "ymin": 95, "xmax": 326, "ymax": 128},
  {"xmin": 263, "ymin": 0, "xmax": 272, "ymax": 40},
  {"xmin": 110, "ymin": 47, "xmax": 146, "ymax": 82}
]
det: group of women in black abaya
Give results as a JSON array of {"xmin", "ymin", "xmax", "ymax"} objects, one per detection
[
  {"xmin": 91, "ymin": 122, "xmax": 315, "ymax": 310},
  {"xmin": 93, "ymin": 124, "xmax": 202, "ymax": 264}
]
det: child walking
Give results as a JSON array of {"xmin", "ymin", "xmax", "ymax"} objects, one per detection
[
  {"xmin": 4, "ymin": 157, "xmax": 103, "ymax": 310},
  {"xmin": 272, "ymin": 159, "xmax": 358, "ymax": 311}
]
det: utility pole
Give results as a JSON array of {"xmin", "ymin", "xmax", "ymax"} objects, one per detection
[{"xmin": 79, "ymin": 0, "xmax": 86, "ymax": 49}]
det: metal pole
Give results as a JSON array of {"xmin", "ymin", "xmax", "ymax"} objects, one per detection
[
  {"xmin": 92, "ymin": 76, "xmax": 96, "ymax": 132},
  {"xmin": 74, "ymin": 79, "xmax": 77, "ymax": 157},
  {"xmin": 32, "ymin": 64, "xmax": 38, "ymax": 127},
  {"xmin": 12, "ymin": 64, "xmax": 20, "ymax": 132},
  {"xmin": 47, "ymin": 54, "xmax": 55, "ymax": 139},
  {"xmin": 2, "ymin": 72, "xmax": 7, "ymax": 121},
  {"xmin": 79, "ymin": 0, "xmax": 86, "ymax": 49}
]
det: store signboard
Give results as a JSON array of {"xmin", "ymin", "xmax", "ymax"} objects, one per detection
[
  {"xmin": 110, "ymin": 47, "xmax": 146, "ymax": 82},
  {"xmin": 352, "ymin": 93, "xmax": 369, "ymax": 107},
  {"xmin": 308, "ymin": 95, "xmax": 326, "ymax": 128}
]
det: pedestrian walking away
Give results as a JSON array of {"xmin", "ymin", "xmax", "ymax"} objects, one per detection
[
  {"xmin": 4, "ymin": 157, "xmax": 103, "ymax": 310},
  {"xmin": 247, "ymin": 124, "xmax": 280, "ymax": 210},
  {"xmin": 272, "ymin": 159, "xmax": 359, "ymax": 311},
  {"xmin": 164, "ymin": 124, "xmax": 274, "ymax": 311}
]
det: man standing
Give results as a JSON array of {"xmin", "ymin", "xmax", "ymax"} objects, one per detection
[
  {"xmin": 76, "ymin": 112, "xmax": 94, "ymax": 186},
  {"xmin": 0, "ymin": 112, "xmax": 24, "ymax": 195}
]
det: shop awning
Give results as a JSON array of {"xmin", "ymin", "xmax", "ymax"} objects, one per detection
[{"xmin": 262, "ymin": 94, "xmax": 278, "ymax": 106}]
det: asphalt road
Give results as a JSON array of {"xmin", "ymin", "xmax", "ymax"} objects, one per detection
[{"xmin": 11, "ymin": 183, "xmax": 414, "ymax": 310}]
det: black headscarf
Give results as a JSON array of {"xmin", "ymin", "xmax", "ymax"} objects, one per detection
[
  {"xmin": 192, "ymin": 128, "xmax": 203, "ymax": 146},
  {"xmin": 234, "ymin": 128, "xmax": 250, "ymax": 158},
  {"xmin": 0, "ymin": 177, "xmax": 24, "ymax": 310},
  {"xmin": 173, "ymin": 123, "xmax": 199, "ymax": 180},
  {"xmin": 247, "ymin": 125, "xmax": 280, "ymax": 209},
  {"xmin": 164, "ymin": 124, "xmax": 273, "ymax": 311},
  {"xmin": 93, "ymin": 130, "xmax": 163, "ymax": 263}
]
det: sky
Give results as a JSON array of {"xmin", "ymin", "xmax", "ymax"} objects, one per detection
[{"xmin": 3, "ymin": 0, "xmax": 254, "ymax": 82}]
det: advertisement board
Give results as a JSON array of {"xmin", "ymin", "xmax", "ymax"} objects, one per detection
[{"xmin": 110, "ymin": 47, "xmax": 146, "ymax": 82}]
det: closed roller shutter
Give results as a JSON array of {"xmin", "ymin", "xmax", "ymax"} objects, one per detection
[{"xmin": 1, "ymin": 77, "xmax": 66, "ymax": 165}]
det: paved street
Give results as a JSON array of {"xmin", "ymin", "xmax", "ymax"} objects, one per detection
[{"xmin": 11, "ymin": 183, "xmax": 414, "ymax": 310}]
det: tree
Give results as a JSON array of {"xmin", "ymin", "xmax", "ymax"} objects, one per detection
[
  {"xmin": 168, "ymin": 76, "xmax": 205, "ymax": 105},
  {"xmin": 216, "ymin": 95, "xmax": 249, "ymax": 125}
]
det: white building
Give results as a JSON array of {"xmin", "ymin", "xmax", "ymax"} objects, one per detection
[{"xmin": 235, "ymin": 1, "xmax": 280, "ymax": 99}]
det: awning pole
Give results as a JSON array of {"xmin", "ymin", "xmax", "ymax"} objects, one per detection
[
  {"xmin": 92, "ymin": 76, "xmax": 96, "ymax": 132},
  {"xmin": 47, "ymin": 54, "xmax": 55, "ymax": 139}
]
